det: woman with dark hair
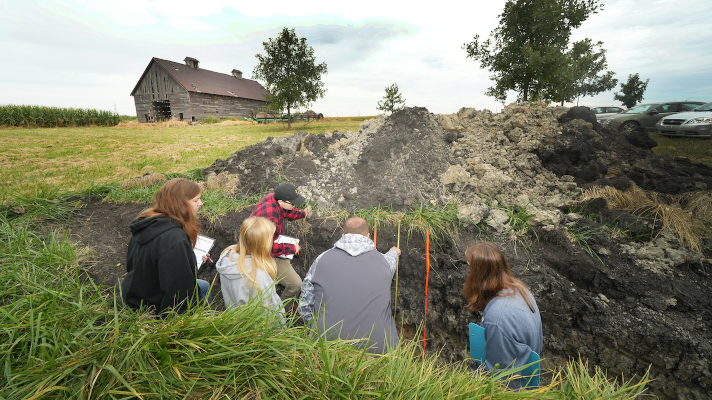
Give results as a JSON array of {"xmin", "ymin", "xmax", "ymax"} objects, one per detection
[
  {"xmin": 463, "ymin": 241, "xmax": 542, "ymax": 387},
  {"xmin": 121, "ymin": 178, "xmax": 211, "ymax": 314}
]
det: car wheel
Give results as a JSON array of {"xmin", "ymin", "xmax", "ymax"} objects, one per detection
[{"xmin": 620, "ymin": 121, "xmax": 640, "ymax": 132}]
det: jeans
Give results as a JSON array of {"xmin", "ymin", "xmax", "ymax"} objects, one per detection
[{"xmin": 196, "ymin": 279, "xmax": 212, "ymax": 305}]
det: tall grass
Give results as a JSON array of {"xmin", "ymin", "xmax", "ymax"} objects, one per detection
[
  {"xmin": 0, "ymin": 214, "xmax": 649, "ymax": 399},
  {"xmin": 0, "ymin": 105, "xmax": 121, "ymax": 128}
]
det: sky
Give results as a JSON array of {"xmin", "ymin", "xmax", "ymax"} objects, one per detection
[{"xmin": 1, "ymin": 0, "xmax": 711, "ymax": 117}]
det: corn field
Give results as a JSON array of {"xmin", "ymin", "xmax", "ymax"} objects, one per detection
[{"xmin": 0, "ymin": 104, "xmax": 121, "ymax": 127}]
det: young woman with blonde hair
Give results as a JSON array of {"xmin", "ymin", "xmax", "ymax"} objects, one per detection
[
  {"xmin": 121, "ymin": 178, "xmax": 211, "ymax": 314},
  {"xmin": 216, "ymin": 216, "xmax": 285, "ymax": 320},
  {"xmin": 462, "ymin": 241, "xmax": 542, "ymax": 388}
]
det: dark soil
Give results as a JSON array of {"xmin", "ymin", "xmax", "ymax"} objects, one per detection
[{"xmin": 68, "ymin": 105, "xmax": 712, "ymax": 399}]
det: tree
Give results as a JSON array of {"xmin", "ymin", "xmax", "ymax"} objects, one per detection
[
  {"xmin": 614, "ymin": 73, "xmax": 650, "ymax": 109},
  {"xmin": 549, "ymin": 39, "xmax": 618, "ymax": 105},
  {"xmin": 463, "ymin": 0, "xmax": 601, "ymax": 103},
  {"xmin": 253, "ymin": 27, "xmax": 328, "ymax": 129},
  {"xmin": 376, "ymin": 83, "xmax": 406, "ymax": 114}
]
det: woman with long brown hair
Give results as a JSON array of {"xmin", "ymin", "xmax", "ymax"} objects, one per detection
[
  {"xmin": 463, "ymin": 241, "xmax": 542, "ymax": 387},
  {"xmin": 121, "ymin": 178, "xmax": 211, "ymax": 314}
]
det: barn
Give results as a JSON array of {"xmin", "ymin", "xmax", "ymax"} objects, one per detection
[{"xmin": 130, "ymin": 57, "xmax": 269, "ymax": 122}]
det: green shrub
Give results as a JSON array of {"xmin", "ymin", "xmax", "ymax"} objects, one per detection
[{"xmin": 201, "ymin": 115, "xmax": 221, "ymax": 124}]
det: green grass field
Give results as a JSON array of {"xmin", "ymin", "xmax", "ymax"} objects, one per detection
[
  {"xmin": 650, "ymin": 132, "xmax": 712, "ymax": 165},
  {"xmin": 0, "ymin": 118, "xmax": 366, "ymax": 202}
]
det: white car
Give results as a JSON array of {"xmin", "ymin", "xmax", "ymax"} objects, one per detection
[
  {"xmin": 655, "ymin": 102, "xmax": 712, "ymax": 137},
  {"xmin": 590, "ymin": 106, "xmax": 625, "ymax": 122}
]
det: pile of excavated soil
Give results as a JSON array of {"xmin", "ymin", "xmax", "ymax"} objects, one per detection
[{"xmin": 75, "ymin": 103, "xmax": 711, "ymax": 399}]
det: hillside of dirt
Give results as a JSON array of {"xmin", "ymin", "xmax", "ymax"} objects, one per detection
[{"xmin": 73, "ymin": 103, "xmax": 712, "ymax": 399}]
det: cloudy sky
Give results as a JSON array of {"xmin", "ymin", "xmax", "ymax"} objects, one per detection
[{"xmin": 2, "ymin": 0, "xmax": 711, "ymax": 117}]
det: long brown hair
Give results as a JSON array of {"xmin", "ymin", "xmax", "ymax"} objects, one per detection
[
  {"xmin": 138, "ymin": 178, "xmax": 201, "ymax": 247},
  {"xmin": 462, "ymin": 241, "xmax": 535, "ymax": 313}
]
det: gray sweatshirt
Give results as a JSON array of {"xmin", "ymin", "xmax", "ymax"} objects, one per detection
[
  {"xmin": 298, "ymin": 234, "xmax": 399, "ymax": 354},
  {"xmin": 482, "ymin": 288, "xmax": 543, "ymax": 389},
  {"xmin": 216, "ymin": 249, "xmax": 285, "ymax": 322}
]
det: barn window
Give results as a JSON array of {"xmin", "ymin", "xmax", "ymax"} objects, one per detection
[{"xmin": 179, "ymin": 113, "xmax": 184, "ymax": 121}]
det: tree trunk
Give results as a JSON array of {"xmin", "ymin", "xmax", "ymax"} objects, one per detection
[{"xmin": 287, "ymin": 105, "xmax": 291, "ymax": 130}]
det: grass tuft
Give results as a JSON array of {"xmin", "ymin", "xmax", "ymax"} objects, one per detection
[
  {"xmin": 581, "ymin": 184, "xmax": 710, "ymax": 252},
  {"xmin": 402, "ymin": 201, "xmax": 461, "ymax": 244},
  {"xmin": 563, "ymin": 221, "xmax": 605, "ymax": 267},
  {"xmin": 554, "ymin": 357, "xmax": 649, "ymax": 399}
]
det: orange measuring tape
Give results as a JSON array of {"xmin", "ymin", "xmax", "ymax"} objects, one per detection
[
  {"xmin": 373, "ymin": 218, "xmax": 377, "ymax": 248},
  {"xmin": 423, "ymin": 223, "xmax": 431, "ymax": 350}
]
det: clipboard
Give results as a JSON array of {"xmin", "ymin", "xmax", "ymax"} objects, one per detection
[
  {"xmin": 194, "ymin": 234, "xmax": 215, "ymax": 269},
  {"xmin": 275, "ymin": 235, "xmax": 299, "ymax": 259}
]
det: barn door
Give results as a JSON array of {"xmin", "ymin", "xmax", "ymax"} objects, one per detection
[{"xmin": 152, "ymin": 100, "xmax": 172, "ymax": 121}]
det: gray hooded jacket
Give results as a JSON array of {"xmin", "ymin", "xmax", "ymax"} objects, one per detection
[
  {"xmin": 216, "ymin": 249, "xmax": 285, "ymax": 322},
  {"xmin": 298, "ymin": 234, "xmax": 398, "ymax": 354}
]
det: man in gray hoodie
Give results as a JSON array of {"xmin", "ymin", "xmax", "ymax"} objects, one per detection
[{"xmin": 298, "ymin": 217, "xmax": 401, "ymax": 354}]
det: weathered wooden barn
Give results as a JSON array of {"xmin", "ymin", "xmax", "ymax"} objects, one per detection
[{"xmin": 130, "ymin": 57, "xmax": 269, "ymax": 122}]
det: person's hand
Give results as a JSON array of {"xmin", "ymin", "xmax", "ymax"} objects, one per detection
[
  {"xmin": 303, "ymin": 206, "xmax": 312, "ymax": 217},
  {"xmin": 390, "ymin": 247, "xmax": 401, "ymax": 256},
  {"xmin": 294, "ymin": 243, "xmax": 301, "ymax": 254},
  {"xmin": 202, "ymin": 253, "xmax": 211, "ymax": 263}
]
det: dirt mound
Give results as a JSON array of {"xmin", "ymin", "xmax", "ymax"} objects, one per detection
[{"xmin": 75, "ymin": 103, "xmax": 712, "ymax": 399}]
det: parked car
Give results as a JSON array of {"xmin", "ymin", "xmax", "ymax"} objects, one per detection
[
  {"xmin": 590, "ymin": 106, "xmax": 625, "ymax": 120},
  {"xmin": 598, "ymin": 101, "xmax": 705, "ymax": 132},
  {"xmin": 655, "ymin": 102, "xmax": 712, "ymax": 137}
]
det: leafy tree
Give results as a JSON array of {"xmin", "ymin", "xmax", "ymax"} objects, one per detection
[
  {"xmin": 253, "ymin": 28, "xmax": 328, "ymax": 129},
  {"xmin": 463, "ymin": 0, "xmax": 601, "ymax": 103},
  {"xmin": 376, "ymin": 83, "xmax": 406, "ymax": 114},
  {"xmin": 550, "ymin": 39, "xmax": 618, "ymax": 105},
  {"xmin": 614, "ymin": 73, "xmax": 650, "ymax": 109}
]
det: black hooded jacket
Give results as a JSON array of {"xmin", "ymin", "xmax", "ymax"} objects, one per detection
[{"xmin": 121, "ymin": 215, "xmax": 198, "ymax": 314}]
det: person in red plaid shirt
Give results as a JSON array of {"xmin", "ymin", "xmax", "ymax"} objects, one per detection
[{"xmin": 250, "ymin": 182, "xmax": 311, "ymax": 314}]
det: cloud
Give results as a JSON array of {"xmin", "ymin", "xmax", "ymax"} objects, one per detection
[
  {"xmin": 302, "ymin": 21, "xmax": 417, "ymax": 66},
  {"xmin": 2, "ymin": 0, "xmax": 711, "ymax": 117}
]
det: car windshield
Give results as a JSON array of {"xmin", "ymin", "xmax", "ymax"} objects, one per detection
[
  {"xmin": 623, "ymin": 104, "xmax": 653, "ymax": 114},
  {"xmin": 693, "ymin": 102, "xmax": 712, "ymax": 112}
]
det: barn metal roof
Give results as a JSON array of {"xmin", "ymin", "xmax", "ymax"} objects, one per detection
[{"xmin": 130, "ymin": 57, "xmax": 269, "ymax": 102}]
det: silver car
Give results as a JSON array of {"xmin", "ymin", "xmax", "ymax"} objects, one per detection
[
  {"xmin": 590, "ymin": 106, "xmax": 625, "ymax": 119},
  {"xmin": 655, "ymin": 102, "xmax": 712, "ymax": 137},
  {"xmin": 598, "ymin": 101, "xmax": 705, "ymax": 132}
]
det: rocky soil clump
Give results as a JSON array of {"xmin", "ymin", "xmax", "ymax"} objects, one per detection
[{"xmin": 147, "ymin": 103, "xmax": 711, "ymax": 398}]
